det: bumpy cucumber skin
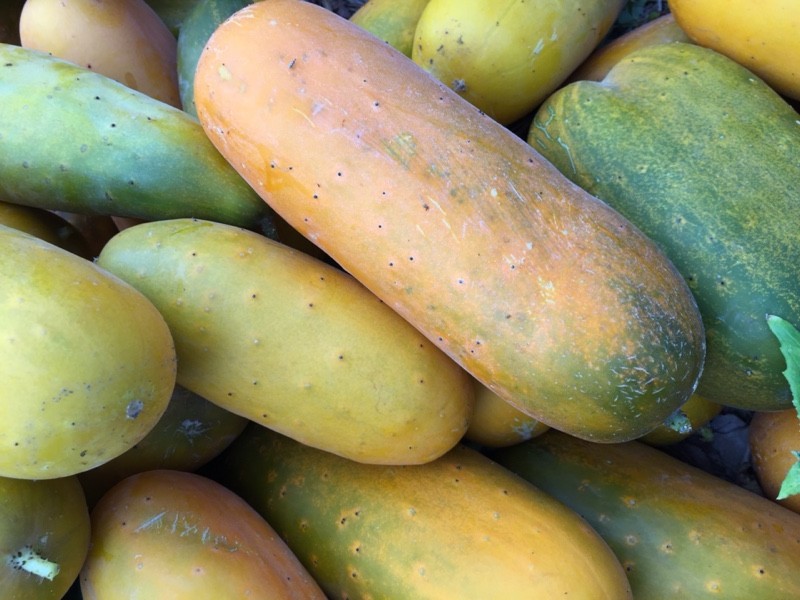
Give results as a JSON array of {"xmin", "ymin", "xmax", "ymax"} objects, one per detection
[
  {"xmin": 530, "ymin": 42, "xmax": 800, "ymax": 411},
  {"xmin": 211, "ymin": 424, "xmax": 633, "ymax": 599},
  {"xmin": 96, "ymin": 218, "xmax": 474, "ymax": 465},
  {"xmin": 0, "ymin": 43, "xmax": 271, "ymax": 232},
  {"xmin": 492, "ymin": 430, "xmax": 800, "ymax": 598}
]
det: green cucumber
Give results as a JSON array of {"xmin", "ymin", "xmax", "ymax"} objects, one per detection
[
  {"xmin": 177, "ymin": 0, "xmax": 252, "ymax": 117},
  {"xmin": 209, "ymin": 424, "xmax": 633, "ymax": 599},
  {"xmin": 0, "ymin": 43, "xmax": 272, "ymax": 233},
  {"xmin": 492, "ymin": 430, "xmax": 800, "ymax": 598},
  {"xmin": 528, "ymin": 42, "xmax": 800, "ymax": 411}
]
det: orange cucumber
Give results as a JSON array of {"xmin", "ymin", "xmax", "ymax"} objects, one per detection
[{"xmin": 193, "ymin": 0, "xmax": 705, "ymax": 443}]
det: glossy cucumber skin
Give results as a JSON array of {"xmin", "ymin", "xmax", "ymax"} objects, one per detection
[
  {"xmin": 0, "ymin": 43, "xmax": 272, "ymax": 232},
  {"xmin": 492, "ymin": 430, "xmax": 800, "ymax": 598},
  {"xmin": 530, "ymin": 42, "xmax": 800, "ymax": 411},
  {"xmin": 193, "ymin": 0, "xmax": 707, "ymax": 443},
  {"xmin": 209, "ymin": 424, "xmax": 633, "ymax": 599}
]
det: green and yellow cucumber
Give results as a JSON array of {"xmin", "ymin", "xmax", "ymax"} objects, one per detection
[
  {"xmin": 529, "ymin": 42, "xmax": 800, "ymax": 411},
  {"xmin": 193, "ymin": 0, "xmax": 706, "ymax": 443},
  {"xmin": 492, "ymin": 430, "xmax": 800, "ymax": 598},
  {"xmin": 0, "ymin": 43, "xmax": 272, "ymax": 233},
  {"xmin": 210, "ymin": 424, "xmax": 633, "ymax": 599}
]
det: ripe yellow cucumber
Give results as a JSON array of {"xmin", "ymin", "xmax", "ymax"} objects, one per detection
[
  {"xmin": 412, "ymin": 0, "xmax": 625, "ymax": 124},
  {"xmin": 492, "ymin": 430, "xmax": 800, "ymax": 598},
  {"xmin": 350, "ymin": 0, "xmax": 431, "ymax": 57},
  {"xmin": 670, "ymin": 0, "xmax": 800, "ymax": 100},
  {"xmin": 193, "ymin": 0, "xmax": 706, "ymax": 442},
  {"xmin": 465, "ymin": 380, "xmax": 549, "ymax": 447},
  {"xmin": 0, "ymin": 225, "xmax": 177, "ymax": 479},
  {"xmin": 210, "ymin": 424, "xmax": 633, "ymax": 599},
  {"xmin": 1, "ymin": 475, "xmax": 90, "ymax": 600},
  {"xmin": 96, "ymin": 218, "xmax": 474, "ymax": 465},
  {"xmin": 20, "ymin": 0, "xmax": 181, "ymax": 107},
  {"xmin": 80, "ymin": 469, "xmax": 325, "ymax": 599}
]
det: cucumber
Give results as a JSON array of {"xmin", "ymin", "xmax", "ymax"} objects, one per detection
[
  {"xmin": 209, "ymin": 424, "xmax": 633, "ymax": 599},
  {"xmin": 176, "ymin": 0, "xmax": 252, "ymax": 116},
  {"xmin": 0, "ymin": 225, "xmax": 177, "ymax": 479},
  {"xmin": 0, "ymin": 43, "xmax": 272, "ymax": 233},
  {"xmin": 80, "ymin": 470, "xmax": 325, "ymax": 599},
  {"xmin": 1, "ymin": 475, "xmax": 90, "ymax": 600},
  {"xmin": 529, "ymin": 42, "xmax": 800, "ymax": 411},
  {"xmin": 492, "ymin": 430, "xmax": 800, "ymax": 598},
  {"xmin": 96, "ymin": 218, "xmax": 474, "ymax": 465},
  {"xmin": 193, "ymin": 0, "xmax": 707, "ymax": 443}
]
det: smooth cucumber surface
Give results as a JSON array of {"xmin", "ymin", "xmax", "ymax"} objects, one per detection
[
  {"xmin": 81, "ymin": 470, "xmax": 325, "ymax": 599},
  {"xmin": 0, "ymin": 225, "xmax": 177, "ymax": 479},
  {"xmin": 193, "ymin": 0, "xmax": 706, "ymax": 443},
  {"xmin": 96, "ymin": 218, "xmax": 474, "ymax": 465}
]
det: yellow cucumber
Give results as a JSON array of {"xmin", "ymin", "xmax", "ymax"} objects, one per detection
[
  {"xmin": 1, "ymin": 475, "xmax": 90, "ymax": 600},
  {"xmin": 412, "ymin": 0, "xmax": 626, "ymax": 123},
  {"xmin": 210, "ymin": 424, "xmax": 633, "ymax": 599},
  {"xmin": 96, "ymin": 218, "xmax": 474, "ymax": 465},
  {"xmin": 0, "ymin": 225, "xmax": 177, "ymax": 479}
]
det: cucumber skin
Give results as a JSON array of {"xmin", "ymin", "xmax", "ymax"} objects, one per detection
[
  {"xmin": 95, "ymin": 218, "xmax": 474, "ymax": 465},
  {"xmin": 209, "ymin": 424, "xmax": 634, "ymax": 599},
  {"xmin": 0, "ymin": 43, "xmax": 272, "ymax": 232},
  {"xmin": 529, "ymin": 42, "xmax": 800, "ymax": 411},
  {"xmin": 492, "ymin": 430, "xmax": 800, "ymax": 599},
  {"xmin": 177, "ymin": 0, "xmax": 253, "ymax": 117},
  {"xmin": 194, "ymin": 1, "xmax": 708, "ymax": 443}
]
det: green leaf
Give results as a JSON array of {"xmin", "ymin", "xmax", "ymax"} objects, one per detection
[
  {"xmin": 766, "ymin": 315, "xmax": 800, "ymax": 500},
  {"xmin": 766, "ymin": 314, "xmax": 800, "ymax": 417},
  {"xmin": 777, "ymin": 452, "xmax": 800, "ymax": 500}
]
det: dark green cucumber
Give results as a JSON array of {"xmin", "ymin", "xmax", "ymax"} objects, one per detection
[
  {"xmin": 492, "ymin": 430, "xmax": 800, "ymax": 598},
  {"xmin": 177, "ymin": 0, "xmax": 253, "ymax": 117},
  {"xmin": 209, "ymin": 424, "xmax": 633, "ymax": 599},
  {"xmin": 0, "ymin": 43, "xmax": 272, "ymax": 233},
  {"xmin": 144, "ymin": 0, "xmax": 199, "ymax": 36},
  {"xmin": 529, "ymin": 42, "xmax": 800, "ymax": 411}
]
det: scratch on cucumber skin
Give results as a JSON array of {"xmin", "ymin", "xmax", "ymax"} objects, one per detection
[{"xmin": 133, "ymin": 511, "xmax": 240, "ymax": 552}]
